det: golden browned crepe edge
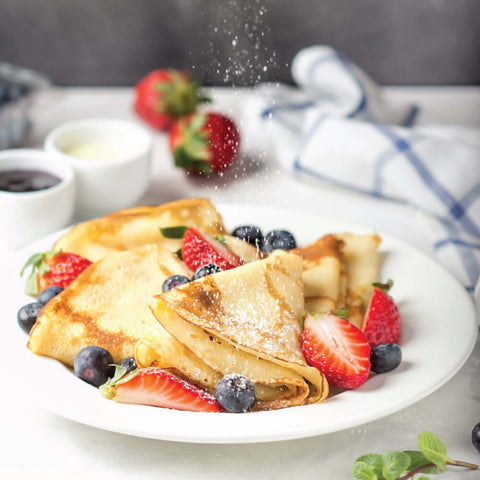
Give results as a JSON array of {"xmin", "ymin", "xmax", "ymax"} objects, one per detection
[{"xmin": 53, "ymin": 197, "xmax": 226, "ymax": 262}]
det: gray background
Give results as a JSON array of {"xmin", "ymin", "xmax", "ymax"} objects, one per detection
[{"xmin": 0, "ymin": 0, "xmax": 479, "ymax": 87}]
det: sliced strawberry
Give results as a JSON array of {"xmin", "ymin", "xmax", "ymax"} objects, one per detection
[
  {"xmin": 302, "ymin": 311, "xmax": 371, "ymax": 389},
  {"xmin": 181, "ymin": 227, "xmax": 243, "ymax": 272},
  {"xmin": 362, "ymin": 280, "xmax": 401, "ymax": 347},
  {"xmin": 21, "ymin": 250, "xmax": 93, "ymax": 296},
  {"xmin": 100, "ymin": 367, "xmax": 222, "ymax": 413}
]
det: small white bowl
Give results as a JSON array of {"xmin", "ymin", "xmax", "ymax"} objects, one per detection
[
  {"xmin": 0, "ymin": 149, "xmax": 75, "ymax": 251},
  {"xmin": 44, "ymin": 118, "xmax": 152, "ymax": 219}
]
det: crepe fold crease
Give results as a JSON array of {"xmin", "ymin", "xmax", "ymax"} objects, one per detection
[{"xmin": 141, "ymin": 251, "xmax": 329, "ymax": 410}]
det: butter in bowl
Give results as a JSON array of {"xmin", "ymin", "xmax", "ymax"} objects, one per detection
[{"xmin": 44, "ymin": 118, "xmax": 153, "ymax": 219}]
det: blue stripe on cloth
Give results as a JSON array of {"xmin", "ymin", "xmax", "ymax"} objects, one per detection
[
  {"xmin": 294, "ymin": 157, "xmax": 405, "ymax": 204},
  {"xmin": 261, "ymin": 101, "xmax": 315, "ymax": 119},
  {"xmin": 461, "ymin": 182, "xmax": 480, "ymax": 209},
  {"xmin": 437, "ymin": 221, "xmax": 480, "ymax": 290},
  {"xmin": 306, "ymin": 52, "xmax": 367, "ymax": 118},
  {"xmin": 434, "ymin": 238, "xmax": 480, "ymax": 250},
  {"xmin": 402, "ymin": 105, "xmax": 420, "ymax": 127},
  {"xmin": 373, "ymin": 123, "xmax": 480, "ymax": 237},
  {"xmin": 373, "ymin": 135, "xmax": 423, "ymax": 195}
]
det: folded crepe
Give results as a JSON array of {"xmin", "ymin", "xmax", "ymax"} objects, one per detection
[
  {"xmin": 292, "ymin": 233, "xmax": 381, "ymax": 330},
  {"xmin": 53, "ymin": 198, "xmax": 226, "ymax": 262},
  {"xmin": 292, "ymin": 234, "xmax": 346, "ymax": 314},
  {"xmin": 28, "ymin": 244, "xmax": 192, "ymax": 366},
  {"xmin": 144, "ymin": 251, "xmax": 328, "ymax": 410},
  {"xmin": 335, "ymin": 233, "xmax": 381, "ymax": 329}
]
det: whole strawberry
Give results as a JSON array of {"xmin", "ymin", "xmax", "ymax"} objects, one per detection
[
  {"xmin": 169, "ymin": 112, "xmax": 240, "ymax": 174},
  {"xmin": 362, "ymin": 279, "xmax": 401, "ymax": 347},
  {"xmin": 21, "ymin": 250, "xmax": 92, "ymax": 296},
  {"xmin": 134, "ymin": 69, "xmax": 210, "ymax": 131}
]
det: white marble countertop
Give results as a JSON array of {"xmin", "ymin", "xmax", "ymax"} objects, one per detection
[{"xmin": 2, "ymin": 86, "xmax": 480, "ymax": 479}]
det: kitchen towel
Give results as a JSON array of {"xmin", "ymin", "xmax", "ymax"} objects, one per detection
[{"xmin": 254, "ymin": 45, "xmax": 480, "ymax": 301}]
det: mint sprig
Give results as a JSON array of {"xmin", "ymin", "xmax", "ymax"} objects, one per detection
[
  {"xmin": 351, "ymin": 431, "xmax": 478, "ymax": 479},
  {"xmin": 159, "ymin": 225, "xmax": 188, "ymax": 239}
]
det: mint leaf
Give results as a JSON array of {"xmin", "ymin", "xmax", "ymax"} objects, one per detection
[
  {"xmin": 351, "ymin": 461, "xmax": 378, "ymax": 480},
  {"xmin": 403, "ymin": 451, "xmax": 439, "ymax": 474},
  {"xmin": 355, "ymin": 454, "xmax": 383, "ymax": 477},
  {"xmin": 215, "ymin": 235, "xmax": 227, "ymax": 246},
  {"xmin": 382, "ymin": 451, "xmax": 411, "ymax": 480},
  {"xmin": 174, "ymin": 248, "xmax": 183, "ymax": 261},
  {"xmin": 418, "ymin": 431, "xmax": 449, "ymax": 470},
  {"xmin": 159, "ymin": 226, "xmax": 188, "ymax": 239}
]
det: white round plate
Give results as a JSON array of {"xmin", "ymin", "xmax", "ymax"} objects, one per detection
[{"xmin": 5, "ymin": 204, "xmax": 477, "ymax": 444}]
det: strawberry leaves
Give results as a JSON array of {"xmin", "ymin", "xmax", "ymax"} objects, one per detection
[
  {"xmin": 351, "ymin": 431, "xmax": 478, "ymax": 479},
  {"xmin": 172, "ymin": 113, "xmax": 213, "ymax": 173},
  {"xmin": 20, "ymin": 250, "xmax": 58, "ymax": 295},
  {"xmin": 99, "ymin": 365, "xmax": 139, "ymax": 400}
]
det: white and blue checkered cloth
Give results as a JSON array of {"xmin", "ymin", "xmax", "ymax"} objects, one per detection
[{"xmin": 254, "ymin": 46, "xmax": 480, "ymax": 299}]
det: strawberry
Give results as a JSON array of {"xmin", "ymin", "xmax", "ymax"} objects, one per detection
[
  {"xmin": 100, "ymin": 366, "xmax": 222, "ymax": 413},
  {"xmin": 181, "ymin": 227, "xmax": 243, "ymax": 272},
  {"xmin": 134, "ymin": 69, "xmax": 210, "ymax": 131},
  {"xmin": 362, "ymin": 280, "xmax": 401, "ymax": 347},
  {"xmin": 169, "ymin": 112, "xmax": 240, "ymax": 174},
  {"xmin": 302, "ymin": 310, "xmax": 371, "ymax": 389},
  {"xmin": 21, "ymin": 250, "xmax": 92, "ymax": 296}
]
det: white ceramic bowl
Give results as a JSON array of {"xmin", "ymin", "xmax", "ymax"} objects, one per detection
[
  {"xmin": 0, "ymin": 149, "xmax": 75, "ymax": 251},
  {"xmin": 44, "ymin": 118, "xmax": 152, "ymax": 219}
]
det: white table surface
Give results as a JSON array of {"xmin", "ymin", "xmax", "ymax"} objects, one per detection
[{"xmin": 2, "ymin": 86, "xmax": 480, "ymax": 479}]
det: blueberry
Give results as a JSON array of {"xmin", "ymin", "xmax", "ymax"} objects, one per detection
[
  {"xmin": 215, "ymin": 373, "xmax": 256, "ymax": 413},
  {"xmin": 191, "ymin": 263, "xmax": 223, "ymax": 281},
  {"xmin": 74, "ymin": 346, "xmax": 115, "ymax": 387},
  {"xmin": 162, "ymin": 275, "xmax": 190, "ymax": 292},
  {"xmin": 472, "ymin": 423, "xmax": 480, "ymax": 454},
  {"xmin": 120, "ymin": 356, "xmax": 137, "ymax": 374},
  {"xmin": 37, "ymin": 285, "xmax": 64, "ymax": 306},
  {"xmin": 17, "ymin": 302, "xmax": 42, "ymax": 333},
  {"xmin": 262, "ymin": 230, "xmax": 297, "ymax": 252},
  {"xmin": 232, "ymin": 225, "xmax": 263, "ymax": 249},
  {"xmin": 370, "ymin": 343, "xmax": 402, "ymax": 374}
]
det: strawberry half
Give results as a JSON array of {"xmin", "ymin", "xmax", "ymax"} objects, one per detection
[
  {"xmin": 362, "ymin": 280, "xmax": 401, "ymax": 347},
  {"xmin": 169, "ymin": 112, "xmax": 240, "ymax": 174},
  {"xmin": 302, "ymin": 311, "xmax": 371, "ymax": 389},
  {"xmin": 100, "ymin": 367, "xmax": 222, "ymax": 413},
  {"xmin": 134, "ymin": 69, "xmax": 210, "ymax": 131},
  {"xmin": 21, "ymin": 250, "xmax": 93, "ymax": 296},
  {"xmin": 182, "ymin": 227, "xmax": 243, "ymax": 272}
]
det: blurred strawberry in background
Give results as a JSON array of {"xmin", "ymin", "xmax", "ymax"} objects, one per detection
[
  {"xmin": 169, "ymin": 112, "xmax": 240, "ymax": 175},
  {"xmin": 134, "ymin": 69, "xmax": 210, "ymax": 131}
]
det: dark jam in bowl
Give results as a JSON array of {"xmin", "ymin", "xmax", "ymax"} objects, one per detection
[{"xmin": 0, "ymin": 169, "xmax": 62, "ymax": 193}]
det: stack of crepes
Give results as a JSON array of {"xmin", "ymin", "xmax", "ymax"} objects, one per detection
[{"xmin": 27, "ymin": 198, "xmax": 381, "ymax": 411}]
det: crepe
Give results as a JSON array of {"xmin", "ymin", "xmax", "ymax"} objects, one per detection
[
  {"xmin": 145, "ymin": 251, "xmax": 328, "ymax": 410},
  {"xmin": 292, "ymin": 234, "xmax": 346, "ymax": 314},
  {"xmin": 28, "ymin": 244, "xmax": 192, "ymax": 366},
  {"xmin": 336, "ymin": 233, "xmax": 381, "ymax": 329},
  {"xmin": 53, "ymin": 198, "xmax": 226, "ymax": 262}
]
